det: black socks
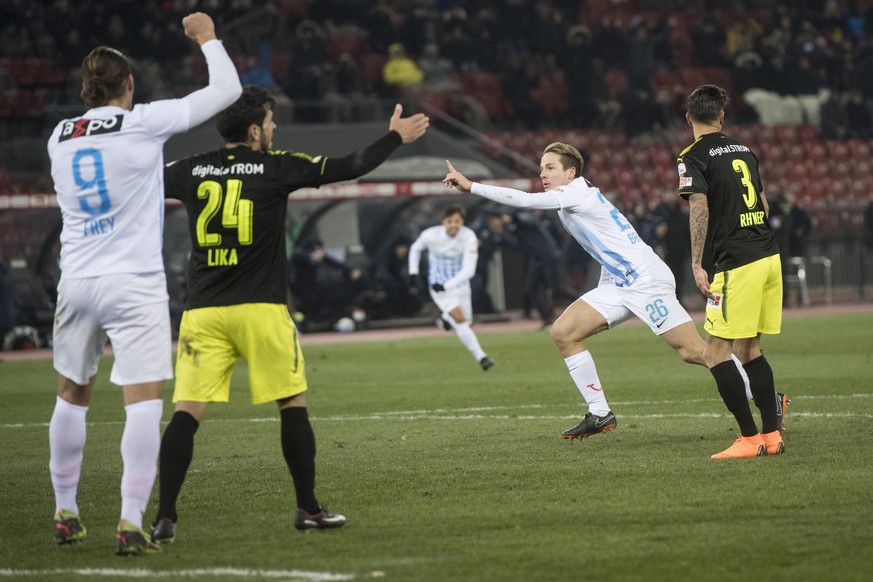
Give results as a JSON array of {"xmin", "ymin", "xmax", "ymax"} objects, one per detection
[
  {"xmin": 711, "ymin": 360, "xmax": 758, "ymax": 437},
  {"xmin": 156, "ymin": 410, "xmax": 199, "ymax": 523},
  {"xmin": 745, "ymin": 355, "xmax": 779, "ymax": 434},
  {"xmin": 280, "ymin": 407, "xmax": 319, "ymax": 515}
]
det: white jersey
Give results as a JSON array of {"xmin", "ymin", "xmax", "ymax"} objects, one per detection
[
  {"xmin": 408, "ymin": 225, "xmax": 478, "ymax": 290},
  {"xmin": 48, "ymin": 101, "xmax": 188, "ymax": 278},
  {"xmin": 47, "ymin": 40, "xmax": 241, "ymax": 280},
  {"xmin": 472, "ymin": 178, "xmax": 661, "ymax": 287}
]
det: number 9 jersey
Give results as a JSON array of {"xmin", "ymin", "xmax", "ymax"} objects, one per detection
[
  {"xmin": 164, "ymin": 147, "xmax": 324, "ymax": 309},
  {"xmin": 48, "ymin": 100, "xmax": 192, "ymax": 278}
]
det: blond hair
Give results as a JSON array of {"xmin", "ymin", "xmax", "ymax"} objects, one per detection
[{"xmin": 543, "ymin": 142, "xmax": 584, "ymax": 177}]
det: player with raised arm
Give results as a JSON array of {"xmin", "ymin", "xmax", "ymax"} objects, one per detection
[
  {"xmin": 679, "ymin": 84, "xmax": 786, "ymax": 459},
  {"xmin": 149, "ymin": 87, "xmax": 428, "ymax": 542},
  {"xmin": 46, "ymin": 13, "xmax": 242, "ymax": 555},
  {"xmin": 444, "ymin": 145, "xmax": 751, "ymax": 439},
  {"xmin": 408, "ymin": 205, "xmax": 494, "ymax": 371}
]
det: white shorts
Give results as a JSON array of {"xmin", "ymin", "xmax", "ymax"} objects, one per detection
[
  {"xmin": 429, "ymin": 283, "xmax": 473, "ymax": 321},
  {"xmin": 581, "ymin": 261, "xmax": 691, "ymax": 335},
  {"xmin": 53, "ymin": 272, "xmax": 173, "ymax": 386}
]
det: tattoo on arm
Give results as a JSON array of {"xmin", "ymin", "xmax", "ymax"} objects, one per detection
[{"xmin": 688, "ymin": 193, "xmax": 709, "ymax": 266}]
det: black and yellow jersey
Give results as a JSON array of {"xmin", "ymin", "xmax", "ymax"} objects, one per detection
[
  {"xmin": 677, "ymin": 132, "xmax": 779, "ymax": 272},
  {"xmin": 164, "ymin": 147, "xmax": 324, "ymax": 309}
]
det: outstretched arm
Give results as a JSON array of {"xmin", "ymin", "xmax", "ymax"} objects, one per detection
[
  {"xmin": 318, "ymin": 104, "xmax": 429, "ymax": 184},
  {"xmin": 688, "ymin": 193, "xmax": 713, "ymax": 299},
  {"xmin": 444, "ymin": 160, "xmax": 561, "ymax": 210},
  {"xmin": 181, "ymin": 13, "xmax": 243, "ymax": 128}
]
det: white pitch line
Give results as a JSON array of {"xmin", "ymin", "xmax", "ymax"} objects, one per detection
[
  {"xmin": 0, "ymin": 567, "xmax": 355, "ymax": 580},
  {"xmin": 5, "ymin": 393, "xmax": 872, "ymax": 429},
  {"xmin": 3, "ymin": 409, "xmax": 873, "ymax": 429}
]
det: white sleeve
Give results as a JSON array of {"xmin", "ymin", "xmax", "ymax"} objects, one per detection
[
  {"xmin": 444, "ymin": 232, "xmax": 478, "ymax": 289},
  {"xmin": 182, "ymin": 39, "xmax": 243, "ymax": 128},
  {"xmin": 408, "ymin": 232, "xmax": 427, "ymax": 276},
  {"xmin": 471, "ymin": 182, "xmax": 562, "ymax": 210}
]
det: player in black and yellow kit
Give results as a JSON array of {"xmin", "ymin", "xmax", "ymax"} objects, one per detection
[
  {"xmin": 149, "ymin": 86, "xmax": 428, "ymax": 540},
  {"xmin": 678, "ymin": 84, "xmax": 785, "ymax": 459}
]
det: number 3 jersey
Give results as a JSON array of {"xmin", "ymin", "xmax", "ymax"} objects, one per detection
[
  {"xmin": 48, "ymin": 101, "xmax": 191, "ymax": 278},
  {"xmin": 164, "ymin": 147, "xmax": 324, "ymax": 309},
  {"xmin": 677, "ymin": 132, "xmax": 779, "ymax": 272}
]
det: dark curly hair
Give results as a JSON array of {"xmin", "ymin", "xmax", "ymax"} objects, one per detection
[
  {"xmin": 686, "ymin": 84, "xmax": 729, "ymax": 125},
  {"xmin": 215, "ymin": 85, "xmax": 275, "ymax": 143},
  {"xmin": 443, "ymin": 204, "xmax": 466, "ymax": 220}
]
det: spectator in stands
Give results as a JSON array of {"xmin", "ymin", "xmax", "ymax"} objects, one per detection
[
  {"xmin": 820, "ymin": 88, "xmax": 849, "ymax": 139},
  {"xmin": 283, "ymin": 22, "xmax": 344, "ymax": 122},
  {"xmin": 627, "ymin": 199, "xmax": 662, "ymax": 251},
  {"xmin": 790, "ymin": 55, "xmax": 830, "ymax": 126},
  {"xmin": 398, "ymin": 4, "xmax": 435, "ymax": 57},
  {"xmin": 562, "ymin": 25, "xmax": 598, "ymax": 128},
  {"xmin": 500, "ymin": 54, "xmax": 544, "ymax": 129},
  {"xmin": 591, "ymin": 15, "xmax": 628, "ymax": 69},
  {"xmin": 655, "ymin": 189, "xmax": 691, "ymax": 303},
  {"xmin": 864, "ymin": 196, "xmax": 873, "ymax": 294},
  {"xmin": 691, "ymin": 15, "xmax": 726, "ymax": 67},
  {"xmin": 472, "ymin": 212, "xmax": 519, "ymax": 314},
  {"xmin": 366, "ymin": 2, "xmax": 398, "ymax": 55},
  {"xmin": 370, "ymin": 233, "xmax": 421, "ymax": 318},
  {"xmin": 625, "ymin": 88, "xmax": 667, "ymax": 138},
  {"xmin": 528, "ymin": 3, "xmax": 564, "ymax": 57},
  {"xmin": 852, "ymin": 47, "xmax": 873, "ymax": 101},
  {"xmin": 732, "ymin": 52, "xmax": 765, "ymax": 95},
  {"xmin": 0, "ymin": 164, "xmax": 11, "ymax": 193},
  {"xmin": 383, "ymin": 42, "xmax": 424, "ymax": 102},
  {"xmin": 771, "ymin": 191, "xmax": 812, "ymax": 307},
  {"xmin": 846, "ymin": 89, "xmax": 873, "ymax": 138},
  {"xmin": 335, "ymin": 53, "xmax": 380, "ymax": 122},
  {"xmin": 507, "ymin": 208, "xmax": 566, "ymax": 327},
  {"xmin": 0, "ymin": 259, "xmax": 15, "ymax": 342},
  {"xmin": 564, "ymin": 238, "xmax": 593, "ymax": 296},
  {"xmin": 418, "ymin": 43, "xmax": 455, "ymax": 89},
  {"xmin": 627, "ymin": 21, "xmax": 659, "ymax": 95},
  {"xmin": 241, "ymin": 41, "xmax": 281, "ymax": 93},
  {"xmin": 724, "ymin": 13, "xmax": 764, "ymax": 63},
  {"xmin": 291, "ymin": 238, "xmax": 367, "ymax": 326},
  {"xmin": 416, "ymin": 42, "xmax": 491, "ymax": 130}
]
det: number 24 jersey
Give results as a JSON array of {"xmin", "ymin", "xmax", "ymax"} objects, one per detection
[{"xmin": 164, "ymin": 147, "xmax": 325, "ymax": 310}]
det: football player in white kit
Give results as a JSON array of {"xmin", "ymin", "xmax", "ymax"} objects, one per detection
[
  {"xmin": 46, "ymin": 13, "xmax": 242, "ymax": 555},
  {"xmin": 409, "ymin": 205, "xmax": 494, "ymax": 370},
  {"xmin": 444, "ymin": 143, "xmax": 746, "ymax": 439}
]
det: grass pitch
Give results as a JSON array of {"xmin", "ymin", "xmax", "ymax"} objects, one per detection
[{"xmin": 1, "ymin": 313, "xmax": 872, "ymax": 581}]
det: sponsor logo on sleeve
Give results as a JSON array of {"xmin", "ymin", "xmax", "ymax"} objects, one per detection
[
  {"xmin": 677, "ymin": 162, "xmax": 686, "ymax": 175},
  {"xmin": 59, "ymin": 115, "xmax": 124, "ymax": 142},
  {"xmin": 679, "ymin": 176, "xmax": 693, "ymax": 188}
]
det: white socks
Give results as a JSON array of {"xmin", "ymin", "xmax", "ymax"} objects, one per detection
[
  {"xmin": 49, "ymin": 396, "xmax": 88, "ymax": 515},
  {"xmin": 449, "ymin": 320, "xmax": 487, "ymax": 361},
  {"xmin": 120, "ymin": 399, "xmax": 163, "ymax": 528},
  {"xmin": 564, "ymin": 350, "xmax": 611, "ymax": 416}
]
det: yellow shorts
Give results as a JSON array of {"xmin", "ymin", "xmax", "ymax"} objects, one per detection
[
  {"xmin": 704, "ymin": 254, "xmax": 782, "ymax": 339},
  {"xmin": 174, "ymin": 303, "xmax": 306, "ymax": 405}
]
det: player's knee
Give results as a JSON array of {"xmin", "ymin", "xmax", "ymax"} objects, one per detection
[
  {"xmin": 679, "ymin": 346, "xmax": 704, "ymax": 365},
  {"xmin": 550, "ymin": 319, "xmax": 574, "ymax": 349}
]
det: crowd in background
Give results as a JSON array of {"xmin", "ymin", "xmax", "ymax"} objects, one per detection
[
  {"xmin": 3, "ymin": 0, "xmax": 873, "ymax": 339},
  {"xmin": 3, "ymin": 1, "xmax": 873, "ymax": 132}
]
